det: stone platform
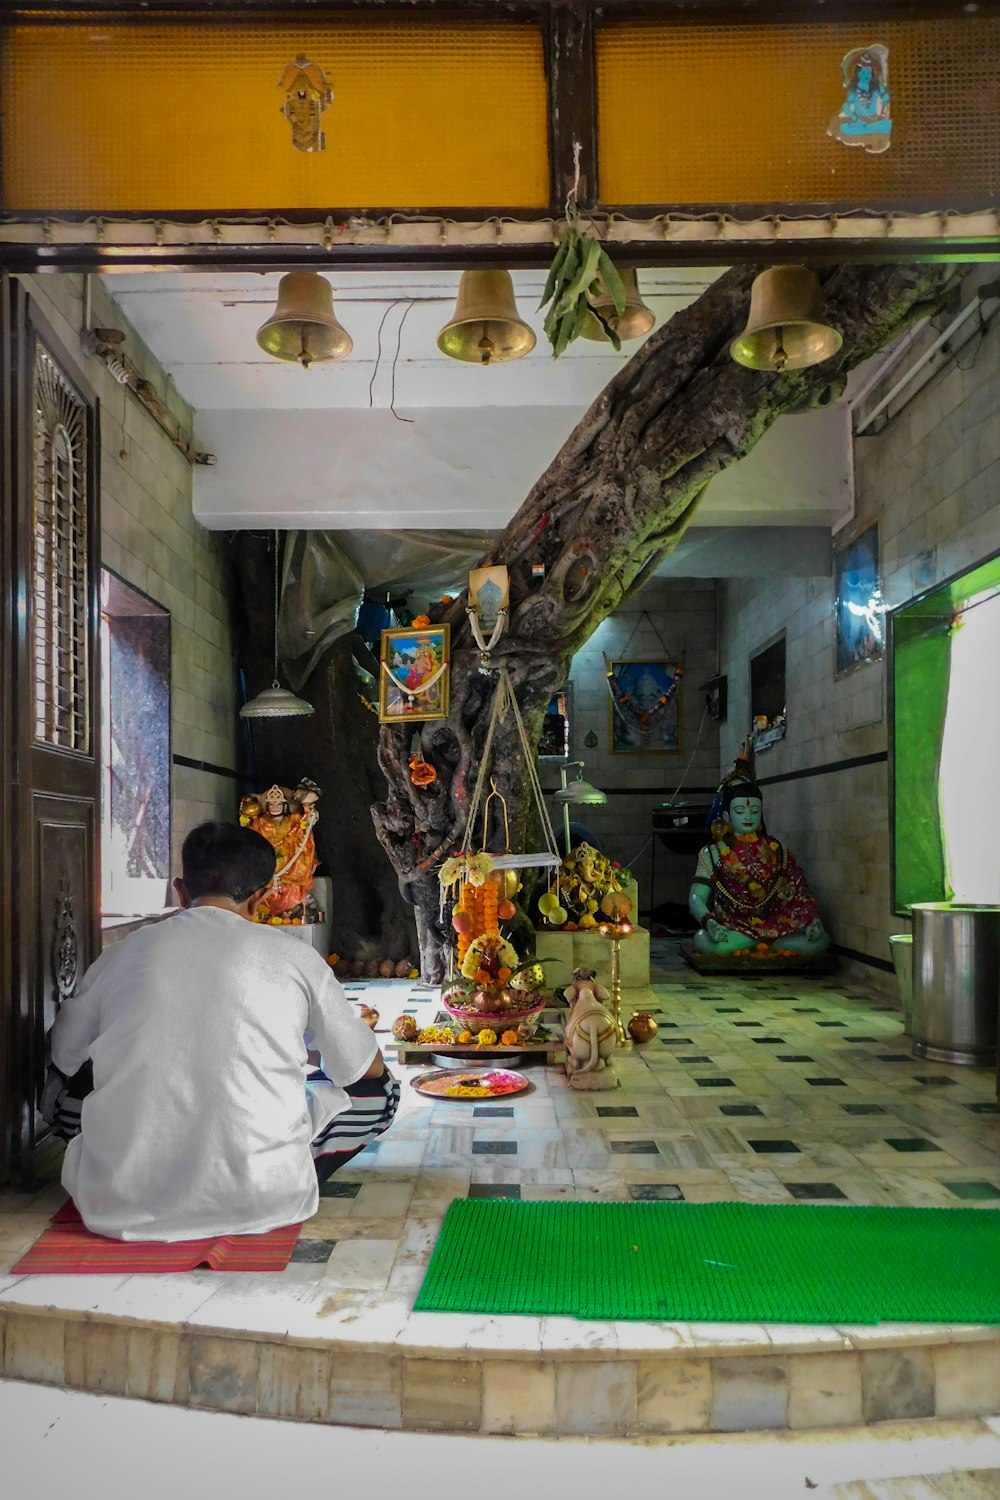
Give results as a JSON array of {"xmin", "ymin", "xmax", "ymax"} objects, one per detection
[
  {"xmin": 2, "ymin": 969, "xmax": 999, "ymax": 1437},
  {"xmin": 532, "ymin": 925, "xmax": 650, "ymax": 991}
]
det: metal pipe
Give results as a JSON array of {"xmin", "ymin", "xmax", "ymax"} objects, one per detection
[{"xmin": 855, "ymin": 283, "xmax": 999, "ymax": 436}]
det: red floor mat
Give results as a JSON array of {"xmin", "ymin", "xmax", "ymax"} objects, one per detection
[{"xmin": 11, "ymin": 1200, "xmax": 302, "ymax": 1273}]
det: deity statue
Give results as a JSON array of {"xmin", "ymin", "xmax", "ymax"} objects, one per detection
[
  {"xmin": 688, "ymin": 754, "xmax": 828, "ymax": 959},
  {"xmin": 238, "ymin": 779, "xmax": 321, "ymax": 922}
]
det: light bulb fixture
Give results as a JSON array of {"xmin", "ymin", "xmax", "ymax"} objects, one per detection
[
  {"xmin": 551, "ymin": 759, "xmax": 607, "ymax": 854},
  {"xmin": 240, "ymin": 533, "xmax": 314, "ymax": 720}
]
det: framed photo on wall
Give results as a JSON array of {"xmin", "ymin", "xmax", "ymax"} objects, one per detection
[
  {"xmin": 538, "ymin": 685, "xmax": 572, "ymax": 762},
  {"xmin": 608, "ymin": 660, "xmax": 682, "ymax": 754},
  {"xmin": 835, "ymin": 522, "xmax": 884, "ymax": 674},
  {"xmin": 378, "ymin": 625, "xmax": 450, "ymax": 723}
]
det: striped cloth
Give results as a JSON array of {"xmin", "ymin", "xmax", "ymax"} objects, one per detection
[
  {"xmin": 12, "ymin": 1200, "xmax": 302, "ymax": 1274},
  {"xmin": 310, "ymin": 1066, "xmax": 401, "ymax": 1182}
]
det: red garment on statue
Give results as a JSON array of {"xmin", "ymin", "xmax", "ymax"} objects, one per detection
[{"xmin": 700, "ymin": 834, "xmax": 822, "ymax": 942}]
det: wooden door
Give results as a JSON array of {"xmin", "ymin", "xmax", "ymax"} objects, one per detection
[{"xmin": 1, "ymin": 278, "xmax": 101, "ymax": 1182}]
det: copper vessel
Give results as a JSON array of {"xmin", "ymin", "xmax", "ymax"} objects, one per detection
[{"xmin": 627, "ymin": 1011, "xmax": 659, "ymax": 1045}]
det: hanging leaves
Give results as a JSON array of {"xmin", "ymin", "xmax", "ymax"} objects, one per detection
[{"xmin": 539, "ymin": 221, "xmax": 627, "ymax": 358}]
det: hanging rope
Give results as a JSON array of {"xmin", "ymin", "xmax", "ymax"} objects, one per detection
[{"xmin": 460, "ymin": 666, "xmax": 561, "ymax": 875}]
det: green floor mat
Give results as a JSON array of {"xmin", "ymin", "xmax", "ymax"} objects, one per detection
[{"xmin": 414, "ymin": 1199, "xmax": 1000, "ymax": 1324}]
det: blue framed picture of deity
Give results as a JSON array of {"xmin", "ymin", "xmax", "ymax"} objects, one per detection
[
  {"xmin": 608, "ymin": 660, "xmax": 682, "ymax": 754},
  {"xmin": 835, "ymin": 522, "xmax": 884, "ymax": 674}
]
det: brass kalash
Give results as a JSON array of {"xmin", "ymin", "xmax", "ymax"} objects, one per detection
[
  {"xmin": 730, "ymin": 265, "xmax": 842, "ymax": 372},
  {"xmin": 256, "ymin": 272, "xmax": 353, "ymax": 369},
  {"xmin": 436, "ymin": 270, "xmax": 536, "ymax": 365}
]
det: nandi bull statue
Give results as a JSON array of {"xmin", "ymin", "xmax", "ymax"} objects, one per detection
[{"xmin": 563, "ymin": 966, "xmax": 619, "ymax": 1092}]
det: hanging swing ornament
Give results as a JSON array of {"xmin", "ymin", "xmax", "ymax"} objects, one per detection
[
  {"xmin": 438, "ymin": 665, "xmax": 565, "ymax": 976},
  {"xmin": 466, "ymin": 565, "xmax": 510, "ymax": 672}
]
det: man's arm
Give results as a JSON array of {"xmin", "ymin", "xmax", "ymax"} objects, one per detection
[
  {"xmin": 305, "ymin": 962, "xmax": 384, "ymax": 1085},
  {"xmin": 49, "ymin": 950, "xmax": 110, "ymax": 1076}
]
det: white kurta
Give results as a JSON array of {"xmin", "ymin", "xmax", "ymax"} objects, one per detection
[{"xmin": 50, "ymin": 907, "xmax": 378, "ymax": 1242}]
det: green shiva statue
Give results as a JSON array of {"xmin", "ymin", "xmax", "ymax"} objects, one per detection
[{"xmin": 689, "ymin": 752, "xmax": 829, "ymax": 958}]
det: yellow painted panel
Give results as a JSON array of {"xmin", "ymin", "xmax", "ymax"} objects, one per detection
[
  {"xmin": 2, "ymin": 21, "xmax": 548, "ymax": 210},
  {"xmin": 598, "ymin": 19, "xmax": 1000, "ymax": 205}
]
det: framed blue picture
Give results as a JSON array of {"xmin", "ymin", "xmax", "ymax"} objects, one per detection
[
  {"xmin": 608, "ymin": 660, "xmax": 682, "ymax": 754},
  {"xmin": 835, "ymin": 522, "xmax": 883, "ymax": 674}
]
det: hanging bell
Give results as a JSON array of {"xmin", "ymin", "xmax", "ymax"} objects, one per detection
[
  {"xmin": 256, "ymin": 272, "xmax": 353, "ymax": 368},
  {"xmin": 730, "ymin": 265, "xmax": 842, "ymax": 372},
  {"xmin": 582, "ymin": 267, "xmax": 656, "ymax": 343},
  {"xmin": 436, "ymin": 270, "xmax": 536, "ymax": 365}
]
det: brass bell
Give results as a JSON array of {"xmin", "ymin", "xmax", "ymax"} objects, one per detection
[
  {"xmin": 730, "ymin": 265, "xmax": 842, "ymax": 372},
  {"xmin": 582, "ymin": 267, "xmax": 656, "ymax": 343},
  {"xmin": 256, "ymin": 272, "xmax": 353, "ymax": 368},
  {"xmin": 436, "ymin": 270, "xmax": 536, "ymax": 365}
]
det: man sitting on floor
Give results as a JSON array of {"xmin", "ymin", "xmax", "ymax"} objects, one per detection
[{"xmin": 43, "ymin": 820, "xmax": 399, "ymax": 1242}]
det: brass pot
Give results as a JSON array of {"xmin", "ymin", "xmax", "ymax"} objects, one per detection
[{"xmin": 627, "ymin": 1011, "xmax": 659, "ymax": 1045}]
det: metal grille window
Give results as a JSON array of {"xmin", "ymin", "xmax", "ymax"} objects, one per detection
[{"xmin": 32, "ymin": 344, "xmax": 90, "ymax": 752}]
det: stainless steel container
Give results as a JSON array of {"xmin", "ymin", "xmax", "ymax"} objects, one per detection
[
  {"xmin": 888, "ymin": 934, "xmax": 914, "ymax": 1034},
  {"xmin": 911, "ymin": 903, "xmax": 1000, "ymax": 1066}
]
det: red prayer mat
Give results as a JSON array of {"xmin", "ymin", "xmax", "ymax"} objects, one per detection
[{"xmin": 11, "ymin": 1200, "xmax": 302, "ymax": 1274}]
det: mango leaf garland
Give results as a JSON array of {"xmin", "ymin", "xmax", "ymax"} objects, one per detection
[{"xmin": 539, "ymin": 224, "xmax": 628, "ymax": 358}]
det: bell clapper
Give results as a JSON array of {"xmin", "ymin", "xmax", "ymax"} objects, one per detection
[
  {"xmin": 772, "ymin": 328, "xmax": 787, "ymax": 371},
  {"xmin": 478, "ymin": 323, "xmax": 494, "ymax": 366}
]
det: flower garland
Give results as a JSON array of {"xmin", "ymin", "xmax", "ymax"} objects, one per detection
[
  {"xmin": 467, "ymin": 602, "xmax": 509, "ymax": 671},
  {"xmin": 605, "ymin": 657, "xmax": 683, "ymax": 736}
]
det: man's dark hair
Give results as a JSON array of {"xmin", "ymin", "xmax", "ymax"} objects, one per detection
[{"xmin": 181, "ymin": 821, "xmax": 277, "ymax": 903}]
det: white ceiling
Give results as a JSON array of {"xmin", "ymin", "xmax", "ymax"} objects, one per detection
[
  {"xmin": 101, "ymin": 267, "xmax": 853, "ymax": 552},
  {"xmin": 103, "ymin": 267, "xmax": 719, "ymax": 411}
]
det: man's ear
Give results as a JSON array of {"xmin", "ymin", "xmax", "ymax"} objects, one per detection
[
  {"xmin": 173, "ymin": 878, "xmax": 192, "ymax": 910},
  {"xmin": 246, "ymin": 887, "xmax": 269, "ymax": 918}
]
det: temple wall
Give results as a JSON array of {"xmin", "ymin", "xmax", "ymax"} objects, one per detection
[
  {"xmin": 20, "ymin": 274, "xmax": 239, "ymax": 890},
  {"xmin": 717, "ymin": 291, "xmax": 1000, "ymax": 996},
  {"xmin": 542, "ymin": 576, "xmax": 721, "ymax": 916}
]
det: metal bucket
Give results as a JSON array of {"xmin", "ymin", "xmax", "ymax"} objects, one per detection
[
  {"xmin": 888, "ymin": 934, "xmax": 914, "ymax": 1034},
  {"xmin": 911, "ymin": 903, "xmax": 1000, "ymax": 1066}
]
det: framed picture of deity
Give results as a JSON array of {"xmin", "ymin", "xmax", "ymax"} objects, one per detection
[
  {"xmin": 378, "ymin": 625, "xmax": 451, "ymax": 724},
  {"xmin": 835, "ymin": 522, "xmax": 884, "ymax": 675},
  {"xmin": 608, "ymin": 660, "xmax": 683, "ymax": 754}
]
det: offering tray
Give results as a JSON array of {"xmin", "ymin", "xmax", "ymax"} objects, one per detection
[{"xmin": 411, "ymin": 1068, "xmax": 532, "ymax": 1100}]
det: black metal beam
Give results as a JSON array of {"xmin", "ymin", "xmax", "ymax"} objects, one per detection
[{"xmin": 2, "ymin": 233, "xmax": 997, "ymax": 275}]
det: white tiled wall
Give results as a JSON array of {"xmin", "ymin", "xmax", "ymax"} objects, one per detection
[
  {"xmin": 541, "ymin": 578, "xmax": 721, "ymax": 911},
  {"xmin": 21, "ymin": 274, "xmax": 239, "ymax": 880},
  {"xmin": 718, "ymin": 284, "xmax": 1000, "ymax": 990}
]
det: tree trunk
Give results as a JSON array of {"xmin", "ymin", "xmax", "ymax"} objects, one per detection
[{"xmin": 371, "ymin": 262, "xmax": 957, "ymax": 980}]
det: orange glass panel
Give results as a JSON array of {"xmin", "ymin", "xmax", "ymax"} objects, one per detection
[
  {"xmin": 1, "ymin": 20, "xmax": 547, "ymax": 211},
  {"xmin": 598, "ymin": 19, "xmax": 1000, "ymax": 206}
]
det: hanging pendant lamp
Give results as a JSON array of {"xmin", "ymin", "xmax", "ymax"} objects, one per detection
[
  {"xmin": 730, "ymin": 265, "xmax": 842, "ymax": 372},
  {"xmin": 436, "ymin": 270, "xmax": 536, "ymax": 365},
  {"xmin": 255, "ymin": 272, "xmax": 353, "ymax": 369},
  {"xmin": 240, "ymin": 534, "xmax": 314, "ymax": 719}
]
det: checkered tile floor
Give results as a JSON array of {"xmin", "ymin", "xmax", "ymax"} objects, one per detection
[
  {"xmin": 3, "ymin": 950, "xmax": 998, "ymax": 1293},
  {"xmin": 277, "ymin": 953, "xmax": 1000, "ymax": 1286}
]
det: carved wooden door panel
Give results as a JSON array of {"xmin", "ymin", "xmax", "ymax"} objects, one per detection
[{"xmin": 1, "ymin": 279, "xmax": 101, "ymax": 1182}]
